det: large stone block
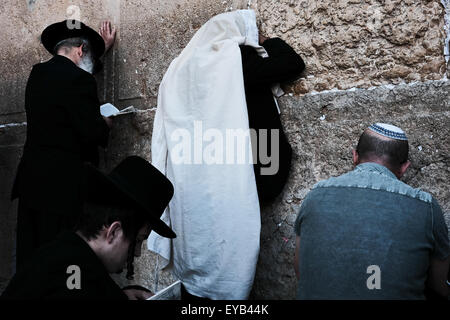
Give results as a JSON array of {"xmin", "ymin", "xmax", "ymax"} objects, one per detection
[
  {"xmin": 113, "ymin": 0, "xmax": 253, "ymax": 109},
  {"xmin": 258, "ymin": 0, "xmax": 448, "ymax": 92},
  {"xmin": 101, "ymin": 109, "xmax": 155, "ymax": 171},
  {"xmin": 0, "ymin": 123, "xmax": 27, "ymax": 146}
]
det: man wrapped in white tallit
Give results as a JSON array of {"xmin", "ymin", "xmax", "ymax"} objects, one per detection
[{"xmin": 148, "ymin": 9, "xmax": 268, "ymax": 299}]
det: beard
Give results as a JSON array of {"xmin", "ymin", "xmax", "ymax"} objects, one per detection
[{"xmin": 78, "ymin": 54, "xmax": 94, "ymax": 74}]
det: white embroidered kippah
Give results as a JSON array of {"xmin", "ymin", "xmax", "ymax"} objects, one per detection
[{"xmin": 368, "ymin": 123, "xmax": 408, "ymax": 141}]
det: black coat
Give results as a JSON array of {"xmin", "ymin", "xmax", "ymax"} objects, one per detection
[
  {"xmin": 11, "ymin": 55, "xmax": 110, "ymax": 215},
  {"xmin": 240, "ymin": 38, "xmax": 305, "ymax": 201},
  {"xmin": 0, "ymin": 232, "xmax": 127, "ymax": 300}
]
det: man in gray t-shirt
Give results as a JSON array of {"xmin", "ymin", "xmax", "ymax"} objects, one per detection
[{"xmin": 294, "ymin": 123, "xmax": 449, "ymax": 299}]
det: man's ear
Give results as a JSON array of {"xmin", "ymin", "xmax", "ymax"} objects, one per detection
[
  {"xmin": 352, "ymin": 149, "xmax": 359, "ymax": 166},
  {"xmin": 105, "ymin": 221, "xmax": 123, "ymax": 244},
  {"xmin": 76, "ymin": 44, "xmax": 84, "ymax": 57},
  {"xmin": 398, "ymin": 160, "xmax": 410, "ymax": 178}
]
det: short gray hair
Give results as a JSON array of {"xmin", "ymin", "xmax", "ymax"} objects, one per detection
[{"xmin": 54, "ymin": 37, "xmax": 92, "ymax": 57}]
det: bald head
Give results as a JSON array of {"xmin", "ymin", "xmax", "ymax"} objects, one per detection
[{"xmin": 355, "ymin": 126, "xmax": 410, "ymax": 177}]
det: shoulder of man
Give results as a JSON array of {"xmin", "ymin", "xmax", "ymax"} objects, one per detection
[
  {"xmin": 5, "ymin": 232, "xmax": 124, "ymax": 300},
  {"xmin": 311, "ymin": 168, "xmax": 433, "ymax": 204},
  {"xmin": 38, "ymin": 55, "xmax": 95, "ymax": 83}
]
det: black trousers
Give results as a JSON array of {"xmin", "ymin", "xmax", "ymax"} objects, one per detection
[{"xmin": 16, "ymin": 199, "xmax": 78, "ymax": 271}]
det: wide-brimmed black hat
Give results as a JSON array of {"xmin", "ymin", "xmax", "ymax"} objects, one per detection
[
  {"xmin": 83, "ymin": 156, "xmax": 176, "ymax": 238},
  {"xmin": 41, "ymin": 19, "xmax": 105, "ymax": 59}
]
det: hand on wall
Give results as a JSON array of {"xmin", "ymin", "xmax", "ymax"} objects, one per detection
[{"xmin": 99, "ymin": 21, "xmax": 116, "ymax": 54}]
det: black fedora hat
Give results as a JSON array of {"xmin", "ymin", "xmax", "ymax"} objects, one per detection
[
  {"xmin": 83, "ymin": 156, "xmax": 176, "ymax": 239},
  {"xmin": 41, "ymin": 20, "xmax": 105, "ymax": 59}
]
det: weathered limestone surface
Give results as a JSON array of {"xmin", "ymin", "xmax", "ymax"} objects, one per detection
[
  {"xmin": 258, "ymin": 0, "xmax": 447, "ymax": 93},
  {"xmin": 0, "ymin": 0, "xmax": 121, "ymax": 124}
]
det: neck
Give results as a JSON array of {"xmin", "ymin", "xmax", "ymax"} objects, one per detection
[{"xmin": 357, "ymin": 159, "xmax": 400, "ymax": 179}]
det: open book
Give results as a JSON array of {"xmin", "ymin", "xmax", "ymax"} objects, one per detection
[
  {"xmin": 100, "ymin": 103, "xmax": 136, "ymax": 117},
  {"xmin": 147, "ymin": 280, "xmax": 181, "ymax": 300}
]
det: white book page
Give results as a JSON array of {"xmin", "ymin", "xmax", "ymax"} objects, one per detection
[
  {"xmin": 100, "ymin": 103, "xmax": 136, "ymax": 117},
  {"xmin": 147, "ymin": 280, "xmax": 181, "ymax": 300}
]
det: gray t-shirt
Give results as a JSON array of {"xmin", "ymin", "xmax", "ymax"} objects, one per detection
[{"xmin": 294, "ymin": 163, "xmax": 450, "ymax": 299}]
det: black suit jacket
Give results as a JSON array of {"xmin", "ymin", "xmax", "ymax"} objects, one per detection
[
  {"xmin": 11, "ymin": 55, "xmax": 110, "ymax": 215},
  {"xmin": 0, "ymin": 232, "xmax": 127, "ymax": 300},
  {"xmin": 240, "ymin": 38, "xmax": 305, "ymax": 201}
]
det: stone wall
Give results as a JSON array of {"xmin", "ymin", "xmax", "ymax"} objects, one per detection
[
  {"xmin": 0, "ymin": 0, "xmax": 449, "ymax": 298},
  {"xmin": 259, "ymin": 0, "xmax": 448, "ymax": 94}
]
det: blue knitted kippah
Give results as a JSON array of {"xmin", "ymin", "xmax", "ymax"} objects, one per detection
[{"xmin": 368, "ymin": 123, "xmax": 408, "ymax": 141}]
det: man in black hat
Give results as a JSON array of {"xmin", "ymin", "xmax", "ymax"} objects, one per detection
[
  {"xmin": 11, "ymin": 20, "xmax": 117, "ymax": 270},
  {"xmin": 2, "ymin": 156, "xmax": 176, "ymax": 300}
]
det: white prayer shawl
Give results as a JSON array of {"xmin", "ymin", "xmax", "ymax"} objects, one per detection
[{"xmin": 147, "ymin": 10, "xmax": 265, "ymax": 300}]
